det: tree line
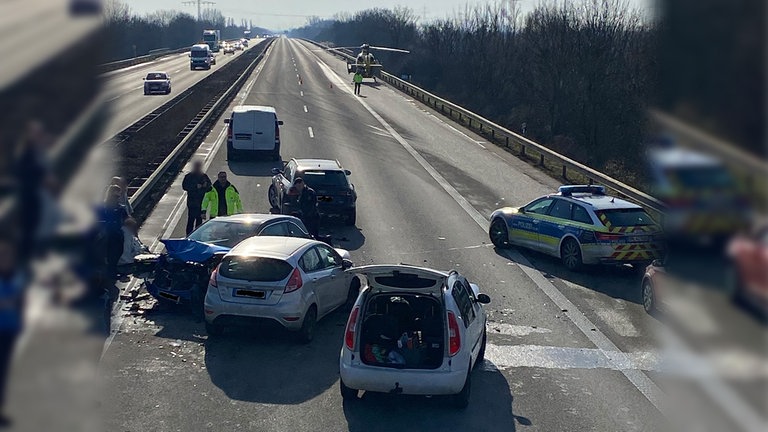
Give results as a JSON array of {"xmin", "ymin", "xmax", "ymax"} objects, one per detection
[
  {"xmin": 103, "ymin": 0, "xmax": 268, "ymax": 62},
  {"xmin": 291, "ymin": 1, "xmax": 655, "ymax": 182}
]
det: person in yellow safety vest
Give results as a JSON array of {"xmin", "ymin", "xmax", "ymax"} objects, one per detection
[
  {"xmin": 353, "ymin": 72, "xmax": 363, "ymax": 96},
  {"xmin": 201, "ymin": 171, "xmax": 243, "ymax": 219}
]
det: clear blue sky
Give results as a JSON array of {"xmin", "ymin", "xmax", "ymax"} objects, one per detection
[{"xmin": 124, "ymin": 0, "xmax": 653, "ymax": 31}]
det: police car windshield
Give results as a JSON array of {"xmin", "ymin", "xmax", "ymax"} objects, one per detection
[
  {"xmin": 598, "ymin": 209, "xmax": 655, "ymax": 227},
  {"xmin": 666, "ymin": 166, "xmax": 734, "ymax": 190},
  {"xmin": 299, "ymin": 170, "xmax": 348, "ymax": 188},
  {"xmin": 187, "ymin": 220, "xmax": 260, "ymax": 248}
]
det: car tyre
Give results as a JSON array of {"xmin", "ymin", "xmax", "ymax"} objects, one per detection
[
  {"xmin": 298, "ymin": 305, "xmax": 317, "ymax": 344},
  {"xmin": 475, "ymin": 328, "xmax": 487, "ymax": 368},
  {"xmin": 641, "ymin": 278, "xmax": 656, "ymax": 315},
  {"xmin": 489, "ymin": 218, "xmax": 510, "ymax": 248},
  {"xmin": 340, "ymin": 378, "xmax": 357, "ymax": 400},
  {"xmin": 561, "ymin": 238, "xmax": 583, "ymax": 272},
  {"xmin": 450, "ymin": 368, "xmax": 472, "ymax": 409},
  {"xmin": 268, "ymin": 185, "xmax": 279, "ymax": 209},
  {"xmin": 205, "ymin": 321, "xmax": 223, "ymax": 337}
]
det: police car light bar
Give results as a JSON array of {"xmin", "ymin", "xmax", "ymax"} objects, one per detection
[{"xmin": 559, "ymin": 185, "xmax": 606, "ymax": 196}]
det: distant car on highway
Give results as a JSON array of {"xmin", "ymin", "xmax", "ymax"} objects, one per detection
[
  {"xmin": 223, "ymin": 44, "xmax": 235, "ymax": 55},
  {"xmin": 339, "ymin": 265, "xmax": 490, "ymax": 408},
  {"xmin": 489, "ymin": 185, "xmax": 664, "ymax": 271},
  {"xmin": 234, "ymin": 42, "xmax": 244, "ymax": 51},
  {"xmin": 143, "ymin": 71, "xmax": 171, "ymax": 95},
  {"xmin": 190, "ymin": 44, "xmax": 212, "ymax": 70},
  {"xmin": 269, "ymin": 159, "xmax": 357, "ymax": 226},
  {"xmin": 241, "ymin": 38, "xmax": 249, "ymax": 47},
  {"xmin": 69, "ymin": 0, "xmax": 102, "ymax": 15},
  {"xmin": 204, "ymin": 236, "xmax": 355, "ymax": 342}
]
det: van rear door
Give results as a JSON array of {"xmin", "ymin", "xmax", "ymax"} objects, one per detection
[
  {"xmin": 251, "ymin": 111, "xmax": 278, "ymax": 151},
  {"xmin": 231, "ymin": 110, "xmax": 255, "ymax": 150}
]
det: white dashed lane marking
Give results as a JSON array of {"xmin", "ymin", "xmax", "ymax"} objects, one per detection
[{"xmin": 308, "ymin": 126, "xmax": 314, "ymax": 138}]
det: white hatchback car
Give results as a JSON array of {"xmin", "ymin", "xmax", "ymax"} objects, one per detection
[
  {"xmin": 339, "ymin": 265, "xmax": 491, "ymax": 408},
  {"xmin": 204, "ymin": 237, "xmax": 355, "ymax": 342}
]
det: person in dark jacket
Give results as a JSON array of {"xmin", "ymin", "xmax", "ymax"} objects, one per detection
[
  {"xmin": 97, "ymin": 186, "xmax": 128, "ymax": 278},
  {"xmin": 0, "ymin": 235, "xmax": 25, "ymax": 426},
  {"xmin": 182, "ymin": 160, "xmax": 212, "ymax": 235},
  {"xmin": 293, "ymin": 177, "xmax": 319, "ymax": 238}
]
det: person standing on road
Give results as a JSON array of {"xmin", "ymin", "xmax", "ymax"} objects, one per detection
[
  {"xmin": 182, "ymin": 160, "xmax": 212, "ymax": 235},
  {"xmin": 353, "ymin": 71, "xmax": 363, "ymax": 96},
  {"xmin": 97, "ymin": 186, "xmax": 129, "ymax": 279},
  {"xmin": 293, "ymin": 177, "xmax": 320, "ymax": 238},
  {"xmin": 202, "ymin": 171, "xmax": 243, "ymax": 219}
]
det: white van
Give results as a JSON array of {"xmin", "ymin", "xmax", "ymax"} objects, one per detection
[
  {"xmin": 225, "ymin": 105, "xmax": 284, "ymax": 160},
  {"xmin": 190, "ymin": 44, "xmax": 212, "ymax": 70}
]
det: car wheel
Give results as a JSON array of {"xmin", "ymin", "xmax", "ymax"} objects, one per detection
[
  {"xmin": 489, "ymin": 218, "xmax": 510, "ymax": 248},
  {"xmin": 345, "ymin": 210, "xmax": 356, "ymax": 226},
  {"xmin": 298, "ymin": 305, "xmax": 317, "ymax": 344},
  {"xmin": 641, "ymin": 278, "xmax": 656, "ymax": 315},
  {"xmin": 340, "ymin": 378, "xmax": 357, "ymax": 400},
  {"xmin": 475, "ymin": 328, "xmax": 487, "ymax": 368},
  {"xmin": 268, "ymin": 185, "xmax": 279, "ymax": 209},
  {"xmin": 205, "ymin": 321, "xmax": 223, "ymax": 337},
  {"xmin": 560, "ymin": 238, "xmax": 583, "ymax": 271},
  {"xmin": 450, "ymin": 368, "xmax": 472, "ymax": 409}
]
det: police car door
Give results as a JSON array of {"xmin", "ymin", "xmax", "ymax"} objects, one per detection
[
  {"xmin": 514, "ymin": 198, "xmax": 555, "ymax": 251},
  {"xmin": 538, "ymin": 198, "xmax": 574, "ymax": 255}
]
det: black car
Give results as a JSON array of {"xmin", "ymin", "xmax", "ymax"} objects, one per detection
[{"xmin": 269, "ymin": 159, "xmax": 357, "ymax": 226}]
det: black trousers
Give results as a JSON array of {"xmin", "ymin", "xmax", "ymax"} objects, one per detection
[
  {"xmin": 302, "ymin": 213, "xmax": 320, "ymax": 238},
  {"xmin": 354, "ymin": 83, "xmax": 361, "ymax": 95},
  {"xmin": 0, "ymin": 332, "xmax": 18, "ymax": 408},
  {"xmin": 186, "ymin": 207, "xmax": 203, "ymax": 235}
]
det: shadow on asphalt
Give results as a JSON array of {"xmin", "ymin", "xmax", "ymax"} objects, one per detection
[
  {"xmin": 323, "ymin": 223, "xmax": 366, "ymax": 252},
  {"xmin": 227, "ymin": 159, "xmax": 283, "ymax": 177},
  {"xmin": 342, "ymin": 369, "xmax": 530, "ymax": 431},
  {"xmin": 203, "ymin": 309, "xmax": 349, "ymax": 404}
]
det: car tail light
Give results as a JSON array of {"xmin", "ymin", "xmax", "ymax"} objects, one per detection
[
  {"xmin": 447, "ymin": 311, "xmax": 461, "ymax": 356},
  {"xmin": 344, "ymin": 307, "xmax": 360, "ymax": 350},
  {"xmin": 596, "ymin": 232, "xmax": 623, "ymax": 241},
  {"xmin": 285, "ymin": 267, "xmax": 303, "ymax": 293},
  {"xmin": 209, "ymin": 265, "xmax": 219, "ymax": 288}
]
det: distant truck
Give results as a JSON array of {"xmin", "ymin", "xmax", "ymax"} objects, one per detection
[
  {"xmin": 244, "ymin": 30, "xmax": 252, "ymax": 40},
  {"xmin": 202, "ymin": 29, "xmax": 221, "ymax": 53}
]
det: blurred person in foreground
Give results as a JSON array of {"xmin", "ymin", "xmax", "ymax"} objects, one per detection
[
  {"xmin": 0, "ymin": 235, "xmax": 25, "ymax": 426},
  {"xmin": 13, "ymin": 121, "xmax": 51, "ymax": 264}
]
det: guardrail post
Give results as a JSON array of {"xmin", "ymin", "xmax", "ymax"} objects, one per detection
[
  {"xmin": 521, "ymin": 144, "xmax": 526, "ymax": 156},
  {"xmin": 491, "ymin": 129, "xmax": 495, "ymax": 139},
  {"xmin": 468, "ymin": 118, "xmax": 472, "ymax": 128},
  {"xmin": 539, "ymin": 154, "xmax": 544, "ymax": 166},
  {"xmin": 562, "ymin": 165, "xmax": 567, "ymax": 180}
]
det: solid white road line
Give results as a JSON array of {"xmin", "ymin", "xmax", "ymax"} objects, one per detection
[
  {"xmin": 309, "ymin": 47, "xmax": 668, "ymax": 417},
  {"xmin": 308, "ymin": 127, "xmax": 314, "ymax": 138}
]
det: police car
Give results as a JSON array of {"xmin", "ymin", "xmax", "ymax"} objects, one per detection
[{"xmin": 489, "ymin": 185, "xmax": 664, "ymax": 271}]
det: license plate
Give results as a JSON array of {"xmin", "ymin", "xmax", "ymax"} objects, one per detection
[
  {"xmin": 158, "ymin": 291, "xmax": 181, "ymax": 303},
  {"xmin": 234, "ymin": 289, "xmax": 266, "ymax": 299},
  {"xmin": 318, "ymin": 196, "xmax": 333, "ymax": 202}
]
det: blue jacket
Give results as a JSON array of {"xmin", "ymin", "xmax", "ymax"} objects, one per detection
[{"xmin": 0, "ymin": 273, "xmax": 25, "ymax": 333}]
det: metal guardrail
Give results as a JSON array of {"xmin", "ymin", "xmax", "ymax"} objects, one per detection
[
  {"xmin": 307, "ymin": 39, "xmax": 666, "ymax": 214},
  {"xmin": 128, "ymin": 39, "xmax": 273, "ymax": 209},
  {"xmin": 98, "ymin": 39, "xmax": 252, "ymax": 74}
]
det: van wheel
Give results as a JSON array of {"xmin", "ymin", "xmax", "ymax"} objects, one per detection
[
  {"xmin": 450, "ymin": 368, "xmax": 472, "ymax": 409},
  {"xmin": 298, "ymin": 305, "xmax": 317, "ymax": 344},
  {"xmin": 340, "ymin": 378, "xmax": 357, "ymax": 400}
]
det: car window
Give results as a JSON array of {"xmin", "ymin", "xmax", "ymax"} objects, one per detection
[
  {"xmin": 146, "ymin": 73, "xmax": 166, "ymax": 80},
  {"xmin": 286, "ymin": 221, "xmax": 310, "ymax": 238},
  {"xmin": 597, "ymin": 209, "xmax": 655, "ymax": 227},
  {"xmin": 283, "ymin": 163, "xmax": 294, "ymax": 182},
  {"xmin": 315, "ymin": 245, "xmax": 341, "ymax": 269},
  {"xmin": 299, "ymin": 248, "xmax": 322, "ymax": 273},
  {"xmin": 187, "ymin": 220, "xmax": 258, "ymax": 248},
  {"xmin": 259, "ymin": 222, "xmax": 288, "ymax": 236},
  {"xmin": 547, "ymin": 199, "xmax": 572, "ymax": 220},
  {"xmin": 451, "ymin": 281, "xmax": 475, "ymax": 327},
  {"xmin": 299, "ymin": 170, "xmax": 349, "ymax": 189},
  {"xmin": 571, "ymin": 205, "xmax": 593, "ymax": 224},
  {"xmin": 526, "ymin": 198, "xmax": 554, "ymax": 215},
  {"xmin": 461, "ymin": 278, "xmax": 477, "ymax": 301}
]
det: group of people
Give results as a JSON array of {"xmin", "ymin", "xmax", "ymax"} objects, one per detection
[{"xmin": 182, "ymin": 160, "xmax": 320, "ymax": 238}]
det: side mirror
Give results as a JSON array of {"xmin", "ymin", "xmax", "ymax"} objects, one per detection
[
  {"xmin": 342, "ymin": 259, "xmax": 354, "ymax": 270},
  {"xmin": 518, "ymin": 207, "xmax": 526, "ymax": 214},
  {"xmin": 476, "ymin": 293, "xmax": 491, "ymax": 304},
  {"xmin": 271, "ymin": 168, "xmax": 282, "ymax": 175},
  {"xmin": 223, "ymin": 118, "xmax": 230, "ymax": 124},
  {"xmin": 344, "ymin": 169, "xmax": 352, "ymax": 176},
  {"xmin": 277, "ymin": 120, "xmax": 284, "ymax": 126}
]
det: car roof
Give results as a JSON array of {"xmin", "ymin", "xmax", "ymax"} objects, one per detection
[
  {"xmin": 203, "ymin": 213, "xmax": 298, "ymax": 226},
  {"xmin": 292, "ymin": 158, "xmax": 343, "ymax": 171},
  {"xmin": 648, "ymin": 148, "xmax": 722, "ymax": 169},
  {"xmin": 556, "ymin": 193, "xmax": 643, "ymax": 211},
  {"xmin": 191, "ymin": 44, "xmax": 210, "ymax": 50},
  {"xmin": 233, "ymin": 105, "xmax": 276, "ymax": 114},
  {"xmin": 228, "ymin": 236, "xmax": 316, "ymax": 258}
]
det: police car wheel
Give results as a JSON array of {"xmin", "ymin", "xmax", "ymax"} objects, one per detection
[
  {"xmin": 489, "ymin": 219, "xmax": 510, "ymax": 248},
  {"xmin": 561, "ymin": 238, "xmax": 583, "ymax": 271}
]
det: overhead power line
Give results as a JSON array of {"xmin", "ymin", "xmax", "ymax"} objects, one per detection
[{"xmin": 181, "ymin": 0, "xmax": 215, "ymax": 22}]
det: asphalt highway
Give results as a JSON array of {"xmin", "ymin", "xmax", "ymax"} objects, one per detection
[{"xmin": 92, "ymin": 37, "xmax": 767, "ymax": 432}]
